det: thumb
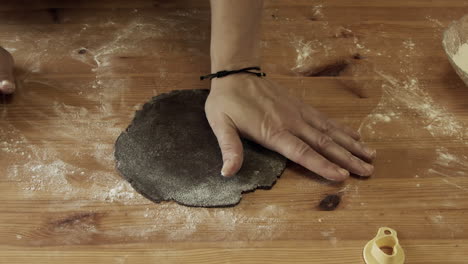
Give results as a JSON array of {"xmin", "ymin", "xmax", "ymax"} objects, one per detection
[{"xmin": 209, "ymin": 116, "xmax": 244, "ymax": 177}]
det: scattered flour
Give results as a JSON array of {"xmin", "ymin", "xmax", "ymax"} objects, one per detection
[
  {"xmin": 320, "ymin": 228, "xmax": 335, "ymax": 237},
  {"xmin": 428, "ymin": 146, "xmax": 468, "ymax": 191},
  {"xmin": 371, "ymin": 72, "xmax": 464, "ymax": 138},
  {"xmin": 290, "ymin": 33, "xmax": 352, "ymax": 71},
  {"xmin": 320, "ymin": 227, "xmax": 337, "ymax": 246},
  {"xmin": 0, "ymin": 12, "xmax": 200, "ymax": 205},
  {"xmin": 103, "ymin": 182, "xmax": 136, "ymax": 202},
  {"xmin": 452, "ymin": 43, "xmax": 468, "ymax": 73},
  {"xmin": 372, "ymin": 113, "xmax": 392, "ymax": 123},
  {"xmin": 403, "ymin": 39, "xmax": 415, "ymax": 51},
  {"xmin": 120, "ymin": 203, "xmax": 288, "ymax": 241},
  {"xmin": 312, "ymin": 4, "xmax": 324, "ymax": 20},
  {"xmin": 290, "ymin": 37, "xmax": 316, "ymax": 70},
  {"xmin": 429, "ymin": 214, "xmax": 444, "ymax": 224},
  {"xmin": 357, "ymin": 39, "xmax": 465, "ymax": 139},
  {"xmin": 426, "ymin": 15, "xmax": 444, "ymax": 28},
  {"xmin": 355, "ymin": 38, "xmax": 468, "ymax": 194},
  {"xmin": 435, "ymin": 147, "xmax": 468, "ymax": 168}
]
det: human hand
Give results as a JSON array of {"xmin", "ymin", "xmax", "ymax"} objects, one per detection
[
  {"xmin": 0, "ymin": 47, "xmax": 15, "ymax": 94},
  {"xmin": 205, "ymin": 74, "xmax": 376, "ymax": 181}
]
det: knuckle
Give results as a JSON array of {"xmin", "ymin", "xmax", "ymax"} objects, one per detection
[
  {"xmin": 219, "ymin": 142, "xmax": 240, "ymax": 155},
  {"xmin": 316, "ymin": 135, "xmax": 333, "ymax": 150},
  {"xmin": 294, "ymin": 142, "xmax": 311, "ymax": 156},
  {"xmin": 320, "ymin": 121, "xmax": 335, "ymax": 134},
  {"xmin": 220, "ymin": 142, "xmax": 234, "ymax": 151},
  {"xmin": 266, "ymin": 127, "xmax": 288, "ymax": 142},
  {"xmin": 261, "ymin": 113, "xmax": 297, "ymax": 141},
  {"xmin": 353, "ymin": 141, "xmax": 365, "ymax": 152},
  {"xmin": 289, "ymin": 142, "xmax": 311, "ymax": 163}
]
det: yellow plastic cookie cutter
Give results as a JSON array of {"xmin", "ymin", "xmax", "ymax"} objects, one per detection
[{"xmin": 363, "ymin": 227, "xmax": 405, "ymax": 264}]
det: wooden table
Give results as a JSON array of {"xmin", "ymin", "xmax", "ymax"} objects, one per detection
[{"xmin": 1, "ymin": 0, "xmax": 468, "ymax": 263}]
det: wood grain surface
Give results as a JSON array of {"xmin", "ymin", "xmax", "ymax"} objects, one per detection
[{"xmin": 1, "ymin": 0, "xmax": 468, "ymax": 263}]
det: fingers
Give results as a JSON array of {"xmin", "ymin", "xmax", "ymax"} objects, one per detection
[
  {"xmin": 0, "ymin": 47, "xmax": 15, "ymax": 94},
  {"xmin": 294, "ymin": 122, "xmax": 373, "ymax": 176},
  {"xmin": 301, "ymin": 105, "xmax": 375, "ymax": 160},
  {"xmin": 267, "ymin": 130, "xmax": 349, "ymax": 181},
  {"xmin": 326, "ymin": 126, "xmax": 376, "ymax": 161},
  {"xmin": 328, "ymin": 119, "xmax": 360, "ymax": 141},
  {"xmin": 302, "ymin": 105, "xmax": 361, "ymax": 140},
  {"xmin": 208, "ymin": 115, "xmax": 244, "ymax": 177}
]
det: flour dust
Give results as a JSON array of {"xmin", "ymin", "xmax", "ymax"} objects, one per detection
[
  {"xmin": 0, "ymin": 12, "xmax": 195, "ymax": 204},
  {"xmin": 289, "ymin": 19, "xmax": 468, "ymax": 194},
  {"xmin": 354, "ymin": 32, "xmax": 468, "ymax": 191}
]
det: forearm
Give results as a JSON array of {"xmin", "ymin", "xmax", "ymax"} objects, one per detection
[{"xmin": 209, "ymin": 0, "xmax": 264, "ymax": 72}]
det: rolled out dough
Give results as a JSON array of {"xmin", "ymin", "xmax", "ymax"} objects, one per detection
[{"xmin": 114, "ymin": 89, "xmax": 287, "ymax": 207}]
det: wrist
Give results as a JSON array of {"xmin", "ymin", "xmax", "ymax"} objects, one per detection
[
  {"xmin": 210, "ymin": 58, "xmax": 261, "ymax": 73},
  {"xmin": 209, "ymin": 70, "xmax": 262, "ymax": 91},
  {"xmin": 210, "ymin": 45, "xmax": 261, "ymax": 72}
]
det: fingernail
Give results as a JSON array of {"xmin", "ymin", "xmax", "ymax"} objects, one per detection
[
  {"xmin": 337, "ymin": 168, "xmax": 349, "ymax": 177},
  {"xmin": 0, "ymin": 80, "xmax": 15, "ymax": 94},
  {"xmin": 221, "ymin": 159, "xmax": 232, "ymax": 177},
  {"xmin": 363, "ymin": 163, "xmax": 374, "ymax": 173},
  {"xmin": 364, "ymin": 146, "xmax": 376, "ymax": 158}
]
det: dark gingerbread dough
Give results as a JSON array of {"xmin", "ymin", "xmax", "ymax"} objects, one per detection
[{"xmin": 114, "ymin": 89, "xmax": 287, "ymax": 207}]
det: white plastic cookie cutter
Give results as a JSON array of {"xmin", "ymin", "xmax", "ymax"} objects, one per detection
[{"xmin": 363, "ymin": 227, "xmax": 405, "ymax": 264}]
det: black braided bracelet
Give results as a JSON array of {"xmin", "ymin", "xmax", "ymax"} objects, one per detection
[{"xmin": 200, "ymin": 66, "xmax": 266, "ymax": 80}]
